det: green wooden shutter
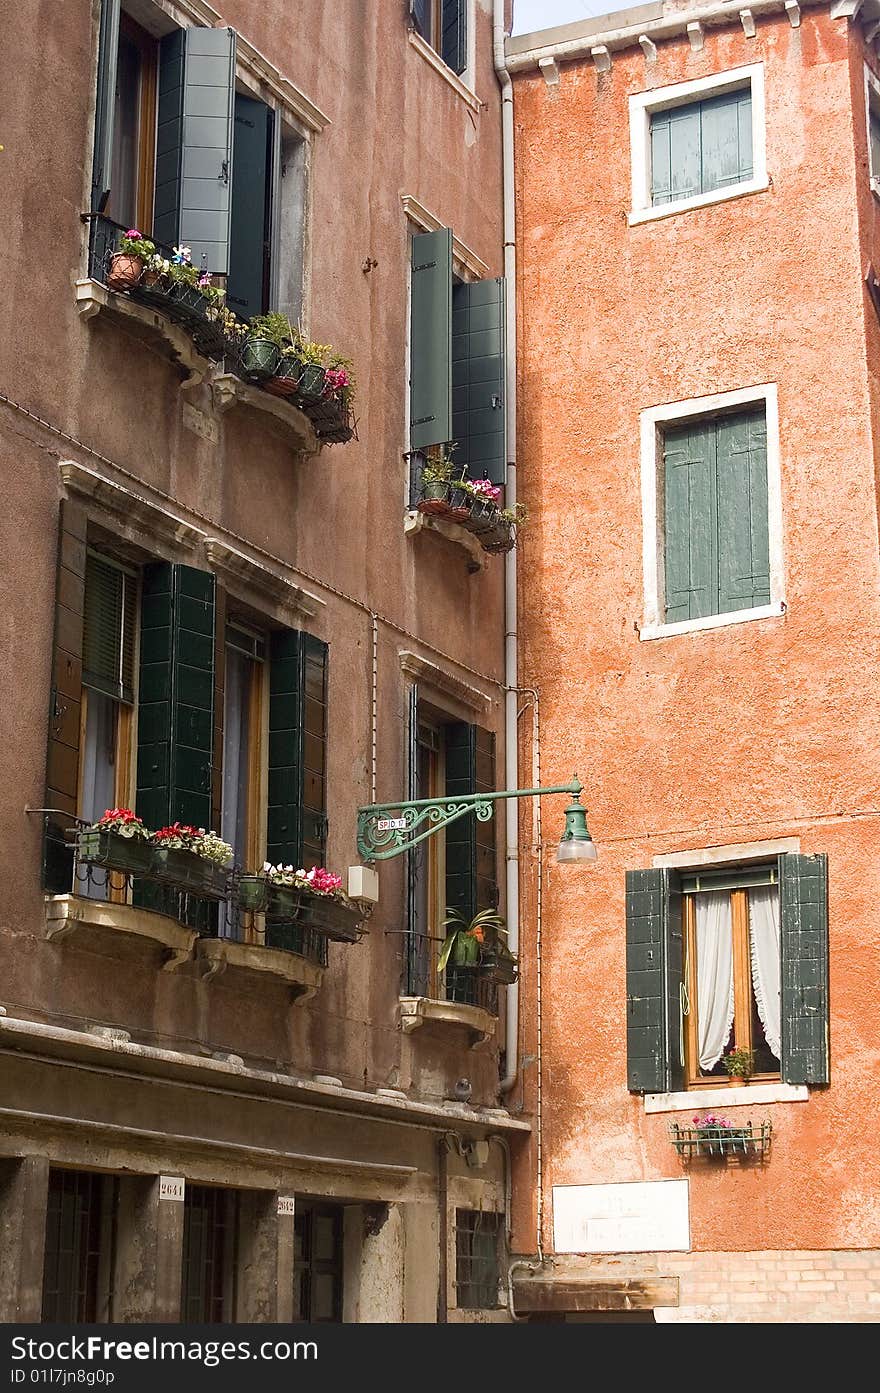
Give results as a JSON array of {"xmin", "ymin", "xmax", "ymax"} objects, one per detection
[
  {"xmin": 780, "ymin": 853, "xmax": 829, "ymax": 1085},
  {"xmin": 716, "ymin": 409, "xmax": 770, "ymax": 614},
  {"xmin": 267, "ymin": 631, "xmax": 328, "ymax": 870},
  {"xmin": 651, "ymin": 104, "xmax": 701, "ymax": 205},
  {"xmin": 663, "ymin": 421, "xmax": 717, "ymax": 622},
  {"xmin": 406, "ymin": 685, "xmax": 429, "ymax": 995},
  {"xmin": 700, "ymin": 88, "xmax": 753, "ymax": 193},
  {"xmin": 410, "ymin": 229, "xmax": 452, "ymax": 451},
  {"xmin": 154, "ymin": 27, "xmax": 235, "ymax": 274},
  {"xmin": 136, "ymin": 563, "xmax": 215, "ymax": 831},
  {"xmin": 44, "ymin": 501, "xmax": 88, "ymax": 891},
  {"xmin": 410, "ymin": 0, "xmax": 431, "ymax": 40},
  {"xmin": 441, "ymin": 0, "xmax": 467, "ymax": 75},
  {"xmin": 625, "ymin": 868, "xmax": 684, "ymax": 1093},
  {"xmin": 444, "ymin": 722, "xmax": 497, "ymax": 920},
  {"xmin": 91, "ymin": 0, "xmax": 121, "ymax": 211},
  {"xmin": 227, "ymin": 94, "xmax": 272, "ymax": 319},
  {"xmin": 445, "ymin": 722, "xmax": 477, "ymax": 923},
  {"xmin": 452, "ymin": 279, "xmax": 506, "ymax": 486}
]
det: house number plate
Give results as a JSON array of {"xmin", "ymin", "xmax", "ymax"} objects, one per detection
[
  {"xmin": 377, "ymin": 817, "xmax": 407, "ymax": 832},
  {"xmin": 159, "ymin": 1175, "xmax": 185, "ymax": 1202}
]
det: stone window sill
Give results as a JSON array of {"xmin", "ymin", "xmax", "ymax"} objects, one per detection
[
  {"xmin": 407, "ymin": 30, "xmax": 481, "ymax": 112},
  {"xmin": 196, "ymin": 937, "xmax": 323, "ymax": 1003},
  {"xmin": 45, "ymin": 894, "xmax": 196, "ymax": 970},
  {"xmin": 75, "ymin": 279, "xmax": 319, "ymax": 455},
  {"xmin": 398, "ymin": 995, "xmax": 496, "ymax": 1048},
  {"xmin": 404, "ymin": 509, "xmax": 487, "ymax": 567},
  {"xmin": 628, "ymin": 178, "xmax": 771, "ymax": 227},
  {"xmin": 644, "ymin": 1082, "xmax": 809, "ymax": 1114}
]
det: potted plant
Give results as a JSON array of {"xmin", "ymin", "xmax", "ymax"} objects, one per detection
[
  {"xmin": 415, "ymin": 446, "xmax": 471, "ymax": 523},
  {"xmin": 304, "ymin": 354, "xmax": 356, "ymax": 442},
  {"xmin": 460, "ymin": 477, "xmax": 503, "ymax": 536},
  {"xmin": 480, "ymin": 501, "xmax": 527, "ymax": 555},
  {"xmin": 245, "ymin": 313, "xmax": 298, "ymax": 393},
  {"xmin": 293, "ymin": 336, "xmax": 332, "ymax": 404},
  {"xmin": 106, "ymin": 230, "xmax": 155, "ymax": 290},
  {"xmin": 691, "ymin": 1113, "xmax": 751, "ymax": 1157},
  {"xmin": 76, "ymin": 807, "xmax": 153, "ymax": 876},
  {"xmin": 236, "ymin": 863, "xmax": 365, "ymax": 944},
  {"xmin": 722, "ymin": 1046, "xmax": 754, "ymax": 1085},
  {"xmin": 150, "ymin": 823, "xmax": 233, "ymax": 899}
]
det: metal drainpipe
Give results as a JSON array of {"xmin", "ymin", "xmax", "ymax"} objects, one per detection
[{"xmin": 494, "ymin": 0, "xmax": 520, "ymax": 1102}]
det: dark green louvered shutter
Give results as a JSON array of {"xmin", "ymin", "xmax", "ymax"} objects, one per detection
[
  {"xmin": 405, "ymin": 685, "xmax": 429, "ymax": 995},
  {"xmin": 154, "ymin": 26, "xmax": 236, "ymax": 274},
  {"xmin": 663, "ymin": 421, "xmax": 716, "ymax": 622},
  {"xmin": 625, "ymin": 868, "xmax": 684, "ymax": 1093},
  {"xmin": 871, "ymin": 108, "xmax": 880, "ymax": 181},
  {"xmin": 410, "ymin": 0, "xmax": 431, "ymax": 40},
  {"xmin": 445, "ymin": 722, "xmax": 497, "ymax": 922},
  {"xmin": 780, "ymin": 853, "xmax": 829, "ymax": 1085},
  {"xmin": 82, "ymin": 555, "xmax": 138, "ymax": 703},
  {"xmin": 91, "ymin": 0, "xmax": 121, "ymax": 211},
  {"xmin": 410, "ymin": 229, "xmax": 452, "ymax": 451},
  {"xmin": 136, "ymin": 563, "xmax": 215, "ymax": 830},
  {"xmin": 227, "ymin": 94, "xmax": 273, "ymax": 319},
  {"xmin": 267, "ymin": 631, "xmax": 328, "ymax": 870},
  {"xmin": 452, "ymin": 279, "xmax": 506, "ymax": 485},
  {"xmin": 716, "ymin": 410, "xmax": 770, "ymax": 614},
  {"xmin": 44, "ymin": 501, "xmax": 88, "ymax": 891},
  {"xmin": 441, "ymin": 0, "xmax": 467, "ymax": 75},
  {"xmin": 445, "ymin": 723, "xmax": 477, "ymax": 923}
]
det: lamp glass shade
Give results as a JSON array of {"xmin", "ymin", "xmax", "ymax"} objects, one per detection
[{"xmin": 556, "ymin": 836, "xmax": 598, "ymax": 864}]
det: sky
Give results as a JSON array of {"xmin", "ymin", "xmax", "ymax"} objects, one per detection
[{"xmin": 511, "ymin": 0, "xmax": 614, "ymax": 36}]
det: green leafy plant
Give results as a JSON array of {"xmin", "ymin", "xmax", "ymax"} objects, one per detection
[
  {"xmin": 437, "ymin": 907, "xmax": 508, "ymax": 972},
  {"xmin": 118, "ymin": 230, "xmax": 156, "ymax": 259},
  {"xmin": 722, "ymin": 1046, "xmax": 754, "ymax": 1079},
  {"xmin": 248, "ymin": 312, "xmax": 298, "ymax": 347},
  {"xmin": 498, "ymin": 501, "xmax": 528, "ymax": 527}
]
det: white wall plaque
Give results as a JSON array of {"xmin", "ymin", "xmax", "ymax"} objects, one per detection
[
  {"xmin": 277, "ymin": 1195, "xmax": 296, "ymax": 1217},
  {"xmin": 377, "ymin": 817, "xmax": 407, "ymax": 832},
  {"xmin": 553, "ymin": 1179, "xmax": 689, "ymax": 1254},
  {"xmin": 158, "ymin": 1175, "xmax": 185, "ymax": 1202}
]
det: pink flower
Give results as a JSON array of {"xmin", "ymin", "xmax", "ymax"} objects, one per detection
[{"xmin": 125, "ymin": 230, "xmax": 142, "ymax": 239}]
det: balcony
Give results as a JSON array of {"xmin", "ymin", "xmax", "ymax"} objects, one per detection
[
  {"xmin": 399, "ymin": 937, "xmax": 501, "ymax": 1048},
  {"xmin": 405, "ymin": 450, "xmax": 522, "ymax": 561},
  {"xmin": 77, "ymin": 216, "xmax": 354, "ymax": 450},
  {"xmin": 37, "ymin": 812, "xmax": 339, "ymax": 997}
]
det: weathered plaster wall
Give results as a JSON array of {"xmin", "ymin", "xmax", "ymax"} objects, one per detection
[{"xmin": 511, "ymin": 7, "xmax": 880, "ymax": 1268}]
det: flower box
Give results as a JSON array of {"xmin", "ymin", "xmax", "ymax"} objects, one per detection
[
  {"xmin": 416, "ymin": 480, "xmax": 471, "ymax": 524},
  {"xmin": 669, "ymin": 1119, "xmax": 772, "ymax": 1161},
  {"xmin": 300, "ymin": 394, "xmax": 355, "ymax": 444},
  {"xmin": 235, "ymin": 875, "xmax": 302, "ymax": 919},
  {"xmin": 479, "ymin": 946, "xmax": 518, "ymax": 985},
  {"xmin": 75, "ymin": 828, "xmax": 153, "ymax": 878},
  {"xmin": 296, "ymin": 889, "xmax": 364, "ymax": 944},
  {"xmin": 480, "ymin": 518, "xmax": 516, "ymax": 554},
  {"xmin": 150, "ymin": 847, "xmax": 229, "ymax": 900},
  {"xmin": 463, "ymin": 497, "xmax": 501, "ymax": 537}
]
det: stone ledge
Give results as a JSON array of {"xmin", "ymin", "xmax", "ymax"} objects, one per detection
[
  {"xmin": 76, "ymin": 279, "xmax": 319, "ymax": 455},
  {"xmin": 196, "ymin": 937, "xmax": 323, "ymax": 1002},
  {"xmin": 404, "ymin": 509, "xmax": 487, "ymax": 566},
  {"xmin": 45, "ymin": 894, "xmax": 196, "ymax": 971},
  {"xmin": 513, "ymin": 1276, "xmax": 679, "ymax": 1314},
  {"xmin": 398, "ymin": 995, "xmax": 497, "ymax": 1049},
  {"xmin": 645, "ymin": 1082, "xmax": 809, "ymax": 1114}
]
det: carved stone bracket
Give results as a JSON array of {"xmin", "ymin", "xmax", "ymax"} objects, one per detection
[
  {"xmin": 398, "ymin": 996, "xmax": 496, "ymax": 1049},
  {"xmin": 404, "ymin": 509, "xmax": 487, "ymax": 567},
  {"xmin": 45, "ymin": 894, "xmax": 197, "ymax": 970},
  {"xmin": 196, "ymin": 938, "xmax": 323, "ymax": 1003}
]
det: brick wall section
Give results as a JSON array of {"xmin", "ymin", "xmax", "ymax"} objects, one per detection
[{"xmin": 660, "ymin": 1250, "xmax": 880, "ymax": 1322}]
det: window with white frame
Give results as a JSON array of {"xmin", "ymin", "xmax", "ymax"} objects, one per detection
[
  {"xmin": 409, "ymin": 0, "xmax": 469, "ymax": 78},
  {"xmin": 629, "ymin": 65, "xmax": 767, "ymax": 224},
  {"xmin": 865, "ymin": 66, "xmax": 880, "ymax": 192},
  {"xmin": 639, "ymin": 385, "xmax": 784, "ymax": 639}
]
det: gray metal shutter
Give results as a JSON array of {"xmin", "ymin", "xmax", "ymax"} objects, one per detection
[
  {"xmin": 410, "ymin": 229, "xmax": 453, "ymax": 451},
  {"xmin": 441, "ymin": 0, "xmax": 467, "ymax": 75},
  {"xmin": 780, "ymin": 853, "xmax": 830, "ymax": 1085},
  {"xmin": 153, "ymin": 26, "xmax": 235, "ymax": 274},
  {"xmin": 91, "ymin": 0, "xmax": 121, "ymax": 211},
  {"xmin": 227, "ymin": 94, "xmax": 273, "ymax": 319},
  {"xmin": 625, "ymin": 868, "xmax": 684, "ymax": 1093},
  {"xmin": 452, "ymin": 278, "xmax": 506, "ymax": 485}
]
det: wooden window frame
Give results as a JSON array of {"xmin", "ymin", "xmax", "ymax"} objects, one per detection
[
  {"xmin": 116, "ymin": 11, "xmax": 159, "ymax": 233},
  {"xmin": 416, "ymin": 714, "xmax": 447, "ymax": 1000},
  {"xmin": 222, "ymin": 622, "xmax": 268, "ymax": 943},
  {"xmin": 683, "ymin": 877, "xmax": 781, "ymax": 1089}
]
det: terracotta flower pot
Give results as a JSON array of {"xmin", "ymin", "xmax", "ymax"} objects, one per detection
[{"xmin": 106, "ymin": 251, "xmax": 144, "ymax": 290}]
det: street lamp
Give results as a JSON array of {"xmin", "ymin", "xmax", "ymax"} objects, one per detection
[{"xmin": 356, "ymin": 775, "xmax": 597, "ymax": 864}]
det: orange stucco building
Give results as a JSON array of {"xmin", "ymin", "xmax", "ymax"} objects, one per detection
[{"xmin": 508, "ymin": 0, "xmax": 880, "ymax": 1321}]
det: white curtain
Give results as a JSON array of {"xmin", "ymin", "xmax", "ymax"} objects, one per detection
[
  {"xmin": 749, "ymin": 885, "xmax": 781, "ymax": 1061},
  {"xmin": 695, "ymin": 890, "xmax": 735, "ymax": 1071}
]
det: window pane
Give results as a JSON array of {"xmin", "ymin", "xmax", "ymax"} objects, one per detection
[
  {"xmin": 81, "ymin": 690, "xmax": 118, "ymax": 829},
  {"xmin": 107, "ymin": 32, "xmax": 140, "ymax": 229}
]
